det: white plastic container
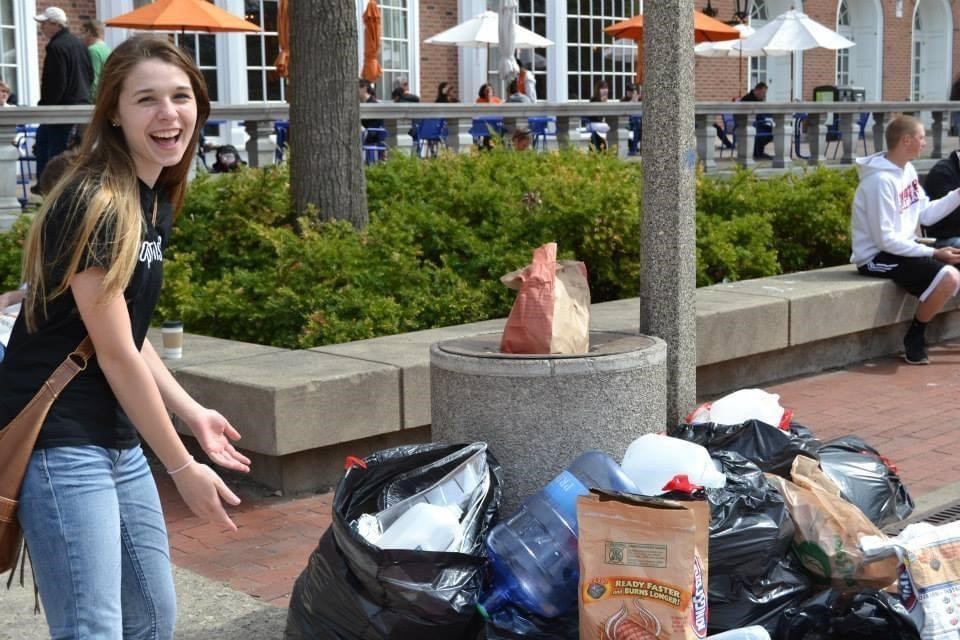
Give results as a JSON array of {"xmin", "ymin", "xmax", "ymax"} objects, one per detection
[
  {"xmin": 709, "ymin": 389, "xmax": 785, "ymax": 428},
  {"xmin": 374, "ymin": 503, "xmax": 463, "ymax": 552},
  {"xmin": 620, "ymin": 434, "xmax": 726, "ymax": 495},
  {"xmin": 707, "ymin": 626, "xmax": 771, "ymax": 639}
]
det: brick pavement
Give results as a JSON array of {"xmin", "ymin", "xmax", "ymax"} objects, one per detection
[{"xmin": 159, "ymin": 342, "xmax": 960, "ymax": 609}]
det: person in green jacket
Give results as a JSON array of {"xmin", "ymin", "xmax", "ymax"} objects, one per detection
[{"xmin": 81, "ymin": 19, "xmax": 111, "ymax": 96}]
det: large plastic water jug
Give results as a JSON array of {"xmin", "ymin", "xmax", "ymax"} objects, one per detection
[
  {"xmin": 479, "ymin": 450, "xmax": 638, "ymax": 619},
  {"xmin": 620, "ymin": 433, "xmax": 726, "ymax": 495}
]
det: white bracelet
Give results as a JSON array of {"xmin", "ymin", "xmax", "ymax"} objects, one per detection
[{"xmin": 166, "ymin": 456, "xmax": 194, "ymax": 475}]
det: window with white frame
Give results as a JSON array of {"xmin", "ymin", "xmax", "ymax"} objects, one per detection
[
  {"xmin": 175, "ymin": 32, "xmax": 219, "ymax": 101},
  {"xmin": 748, "ymin": 0, "xmax": 767, "ymax": 90},
  {"xmin": 566, "ymin": 0, "xmax": 642, "ymax": 101},
  {"xmin": 484, "ymin": 0, "xmax": 550, "ymax": 98},
  {"xmin": 836, "ymin": 0, "xmax": 851, "ymax": 87},
  {"xmin": 0, "ymin": 0, "xmax": 17, "ymax": 100},
  {"xmin": 245, "ymin": 0, "xmax": 285, "ymax": 102},
  {"xmin": 517, "ymin": 0, "xmax": 549, "ymax": 98},
  {"xmin": 911, "ymin": 9, "xmax": 921, "ymax": 101},
  {"xmin": 377, "ymin": 0, "xmax": 411, "ymax": 101}
]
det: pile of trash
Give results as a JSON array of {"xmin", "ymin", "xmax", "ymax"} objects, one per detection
[{"xmin": 286, "ymin": 388, "xmax": 939, "ymax": 640}]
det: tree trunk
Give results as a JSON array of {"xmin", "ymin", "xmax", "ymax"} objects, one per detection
[{"xmin": 290, "ymin": 0, "xmax": 368, "ymax": 228}]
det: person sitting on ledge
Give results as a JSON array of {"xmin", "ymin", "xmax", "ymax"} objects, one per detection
[{"xmin": 851, "ymin": 115, "xmax": 960, "ymax": 365}]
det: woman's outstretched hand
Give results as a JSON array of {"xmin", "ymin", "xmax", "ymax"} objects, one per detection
[{"xmin": 187, "ymin": 408, "xmax": 252, "ymax": 473}]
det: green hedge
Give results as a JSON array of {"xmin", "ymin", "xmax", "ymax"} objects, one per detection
[{"xmin": 0, "ymin": 151, "xmax": 858, "ymax": 348}]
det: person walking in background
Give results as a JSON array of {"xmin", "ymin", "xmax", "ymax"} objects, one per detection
[
  {"xmin": 436, "ymin": 82, "xmax": 457, "ymax": 103},
  {"xmin": 33, "ymin": 7, "xmax": 92, "ymax": 179},
  {"xmin": 517, "ymin": 61, "xmax": 537, "ymax": 103},
  {"xmin": 851, "ymin": 115, "xmax": 960, "ymax": 365},
  {"xmin": 81, "ymin": 19, "xmax": 111, "ymax": 97},
  {"xmin": 0, "ymin": 35, "xmax": 250, "ymax": 638},
  {"xmin": 476, "ymin": 83, "xmax": 502, "ymax": 104}
]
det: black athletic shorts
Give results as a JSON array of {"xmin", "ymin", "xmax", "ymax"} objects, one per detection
[{"xmin": 857, "ymin": 251, "xmax": 949, "ymax": 299}]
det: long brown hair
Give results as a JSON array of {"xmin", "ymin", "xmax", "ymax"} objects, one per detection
[{"xmin": 21, "ymin": 35, "xmax": 210, "ymax": 331}]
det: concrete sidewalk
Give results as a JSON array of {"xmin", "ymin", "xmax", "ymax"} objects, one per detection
[{"xmin": 5, "ymin": 341, "xmax": 960, "ymax": 638}]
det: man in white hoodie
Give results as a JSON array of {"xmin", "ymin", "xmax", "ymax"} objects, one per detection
[{"xmin": 852, "ymin": 115, "xmax": 960, "ymax": 364}]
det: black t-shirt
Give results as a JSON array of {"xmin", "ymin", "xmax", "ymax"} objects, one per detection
[{"xmin": 0, "ymin": 179, "xmax": 172, "ymax": 449}]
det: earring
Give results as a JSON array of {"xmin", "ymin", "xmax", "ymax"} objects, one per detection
[{"xmin": 111, "ymin": 121, "xmax": 120, "ymax": 128}]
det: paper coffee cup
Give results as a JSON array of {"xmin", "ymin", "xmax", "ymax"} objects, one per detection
[{"xmin": 161, "ymin": 321, "xmax": 184, "ymax": 359}]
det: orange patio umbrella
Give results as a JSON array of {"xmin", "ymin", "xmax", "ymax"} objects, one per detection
[
  {"xmin": 105, "ymin": 0, "xmax": 261, "ymax": 34},
  {"xmin": 360, "ymin": 0, "xmax": 382, "ymax": 83},
  {"xmin": 605, "ymin": 11, "xmax": 740, "ymax": 85},
  {"xmin": 275, "ymin": 0, "xmax": 289, "ymax": 78}
]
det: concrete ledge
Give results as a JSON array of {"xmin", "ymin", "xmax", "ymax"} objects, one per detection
[{"xmin": 151, "ymin": 264, "xmax": 942, "ymax": 492}]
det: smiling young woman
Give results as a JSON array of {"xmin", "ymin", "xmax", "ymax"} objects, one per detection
[{"xmin": 0, "ymin": 35, "xmax": 251, "ymax": 639}]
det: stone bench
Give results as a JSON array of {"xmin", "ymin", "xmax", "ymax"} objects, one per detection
[{"xmin": 150, "ymin": 264, "xmax": 960, "ymax": 493}]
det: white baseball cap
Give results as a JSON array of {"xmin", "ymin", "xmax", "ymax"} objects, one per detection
[{"xmin": 34, "ymin": 7, "xmax": 68, "ymax": 26}]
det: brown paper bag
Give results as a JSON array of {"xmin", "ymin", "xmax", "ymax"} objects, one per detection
[
  {"xmin": 765, "ymin": 456, "xmax": 898, "ymax": 589},
  {"xmin": 577, "ymin": 490, "xmax": 709, "ymax": 640},
  {"xmin": 500, "ymin": 242, "xmax": 590, "ymax": 354}
]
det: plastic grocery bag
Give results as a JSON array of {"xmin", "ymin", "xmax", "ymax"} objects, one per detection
[
  {"xmin": 861, "ymin": 521, "xmax": 960, "ymax": 640},
  {"xmin": 500, "ymin": 242, "xmax": 590, "ymax": 355},
  {"xmin": 668, "ymin": 420, "xmax": 821, "ymax": 478},
  {"xmin": 764, "ymin": 456, "xmax": 898, "ymax": 589},
  {"xmin": 688, "ymin": 389, "xmax": 792, "ymax": 430},
  {"xmin": 285, "ymin": 443, "xmax": 502, "ymax": 640},
  {"xmin": 817, "ymin": 436, "xmax": 914, "ymax": 529}
]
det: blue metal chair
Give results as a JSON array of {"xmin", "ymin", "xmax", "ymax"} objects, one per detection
[
  {"xmin": 791, "ymin": 113, "xmax": 809, "ymax": 160},
  {"xmin": 469, "ymin": 117, "xmax": 505, "ymax": 150},
  {"xmin": 825, "ymin": 112, "xmax": 869, "ymax": 159},
  {"xmin": 718, "ymin": 114, "xmax": 736, "ymax": 159},
  {"xmin": 274, "ymin": 121, "xmax": 289, "ymax": 163},
  {"xmin": 412, "ymin": 118, "xmax": 448, "ymax": 158},
  {"xmin": 627, "ymin": 115, "xmax": 642, "ymax": 156},
  {"xmin": 361, "ymin": 127, "xmax": 388, "ymax": 164},
  {"xmin": 16, "ymin": 124, "xmax": 37, "ymax": 209},
  {"xmin": 527, "ymin": 116, "xmax": 556, "ymax": 152}
]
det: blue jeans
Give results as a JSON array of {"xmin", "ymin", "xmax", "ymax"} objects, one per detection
[
  {"xmin": 19, "ymin": 445, "xmax": 176, "ymax": 640},
  {"xmin": 35, "ymin": 123, "xmax": 73, "ymax": 180}
]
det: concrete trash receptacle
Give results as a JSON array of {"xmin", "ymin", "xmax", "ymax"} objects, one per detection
[{"xmin": 430, "ymin": 331, "xmax": 667, "ymax": 511}]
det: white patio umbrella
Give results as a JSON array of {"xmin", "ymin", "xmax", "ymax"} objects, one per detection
[
  {"xmin": 424, "ymin": 10, "xmax": 553, "ymax": 83},
  {"xmin": 694, "ymin": 24, "xmax": 762, "ymax": 88},
  {"xmin": 498, "ymin": 0, "xmax": 520, "ymax": 84},
  {"xmin": 600, "ymin": 39, "xmax": 639, "ymax": 64},
  {"xmin": 737, "ymin": 9, "xmax": 854, "ymax": 100}
]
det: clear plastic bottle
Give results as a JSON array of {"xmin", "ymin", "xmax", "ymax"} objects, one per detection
[{"xmin": 478, "ymin": 450, "xmax": 638, "ymax": 619}]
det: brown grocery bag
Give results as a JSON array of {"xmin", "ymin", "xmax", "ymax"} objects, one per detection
[
  {"xmin": 765, "ymin": 456, "xmax": 898, "ymax": 589},
  {"xmin": 499, "ymin": 242, "xmax": 590, "ymax": 354},
  {"xmin": 577, "ymin": 490, "xmax": 709, "ymax": 640}
]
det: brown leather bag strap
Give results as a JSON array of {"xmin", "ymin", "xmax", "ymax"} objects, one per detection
[{"xmin": 40, "ymin": 336, "xmax": 94, "ymax": 399}]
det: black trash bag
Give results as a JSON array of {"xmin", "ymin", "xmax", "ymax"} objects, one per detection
[
  {"xmin": 817, "ymin": 436, "xmax": 914, "ymax": 528},
  {"xmin": 481, "ymin": 602, "xmax": 578, "ymax": 640},
  {"xmin": 708, "ymin": 550, "xmax": 815, "ymax": 635},
  {"xmin": 668, "ymin": 420, "xmax": 821, "ymax": 477},
  {"xmin": 286, "ymin": 442, "xmax": 503, "ymax": 640},
  {"xmin": 706, "ymin": 451, "xmax": 795, "ymax": 581},
  {"xmin": 777, "ymin": 588, "xmax": 920, "ymax": 640}
]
